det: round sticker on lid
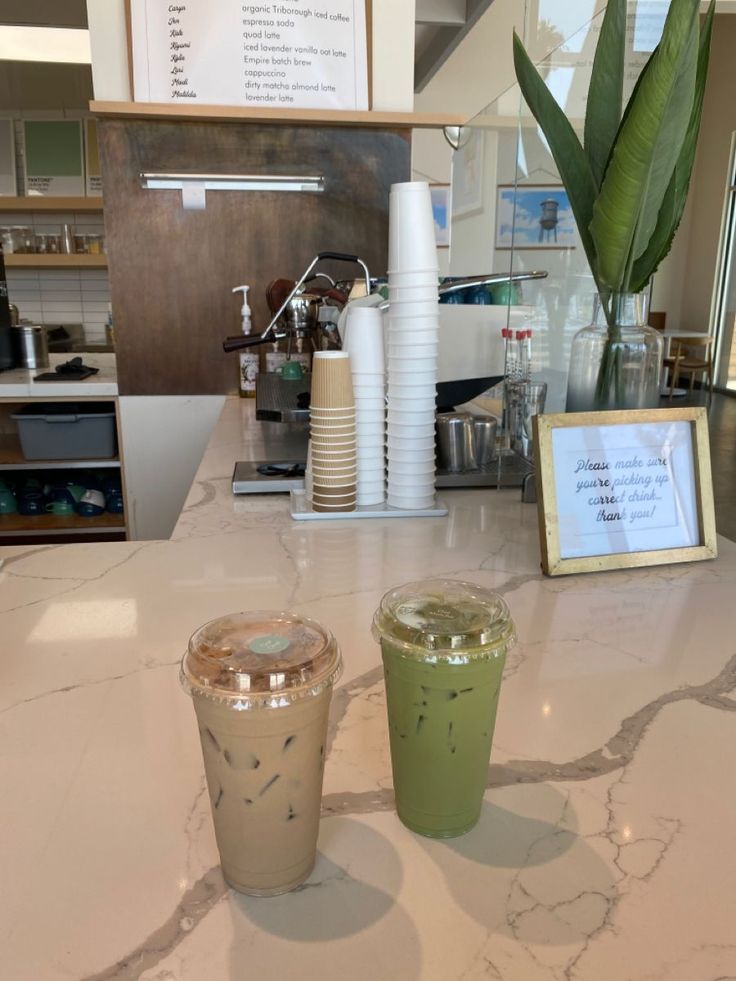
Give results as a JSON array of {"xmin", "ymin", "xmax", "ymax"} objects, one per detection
[{"xmin": 249, "ymin": 634, "xmax": 290, "ymax": 655}]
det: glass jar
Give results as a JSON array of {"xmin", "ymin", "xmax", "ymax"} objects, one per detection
[{"xmin": 565, "ymin": 292, "xmax": 663, "ymax": 412}]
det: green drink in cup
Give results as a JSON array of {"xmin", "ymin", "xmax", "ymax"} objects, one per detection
[{"xmin": 373, "ymin": 579, "xmax": 516, "ymax": 838}]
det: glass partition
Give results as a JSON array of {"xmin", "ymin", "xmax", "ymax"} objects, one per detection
[{"xmin": 446, "ymin": 1, "xmax": 670, "ymax": 413}]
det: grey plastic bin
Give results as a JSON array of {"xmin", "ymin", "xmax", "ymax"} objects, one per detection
[{"xmin": 12, "ymin": 402, "xmax": 117, "ymax": 460}]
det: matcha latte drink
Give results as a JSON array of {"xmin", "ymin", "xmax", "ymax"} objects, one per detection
[
  {"xmin": 373, "ymin": 580, "xmax": 516, "ymax": 838},
  {"xmin": 180, "ymin": 612, "xmax": 342, "ymax": 896}
]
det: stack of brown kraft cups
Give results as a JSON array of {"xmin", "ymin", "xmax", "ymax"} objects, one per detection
[{"xmin": 309, "ymin": 352, "xmax": 356, "ymax": 513}]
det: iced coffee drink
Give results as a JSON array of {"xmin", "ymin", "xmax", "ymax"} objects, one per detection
[
  {"xmin": 180, "ymin": 612, "xmax": 342, "ymax": 896},
  {"xmin": 373, "ymin": 579, "xmax": 516, "ymax": 838}
]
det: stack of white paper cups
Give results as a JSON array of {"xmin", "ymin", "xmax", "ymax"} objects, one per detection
[
  {"xmin": 343, "ymin": 306, "xmax": 386, "ymax": 506},
  {"xmin": 309, "ymin": 352, "xmax": 356, "ymax": 513},
  {"xmin": 386, "ymin": 181, "xmax": 439, "ymax": 510}
]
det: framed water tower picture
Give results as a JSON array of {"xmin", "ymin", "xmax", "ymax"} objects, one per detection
[{"xmin": 495, "ymin": 184, "xmax": 576, "ymax": 250}]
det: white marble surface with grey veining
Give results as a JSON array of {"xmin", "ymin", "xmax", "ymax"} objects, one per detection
[
  {"xmin": 0, "ymin": 352, "xmax": 117, "ymax": 397},
  {"xmin": 1, "ymin": 397, "xmax": 735, "ymax": 980}
]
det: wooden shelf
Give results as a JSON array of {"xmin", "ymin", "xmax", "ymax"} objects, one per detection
[
  {"xmin": 3, "ymin": 254, "xmax": 107, "ymax": 268},
  {"xmin": 90, "ymin": 100, "xmax": 466, "ymax": 130},
  {"xmin": 0, "ymin": 196, "xmax": 103, "ymax": 212},
  {"xmin": 0, "ymin": 511, "xmax": 126, "ymax": 535},
  {"xmin": 0, "ymin": 434, "xmax": 120, "ymax": 470}
]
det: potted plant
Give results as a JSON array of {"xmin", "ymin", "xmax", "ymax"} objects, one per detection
[{"xmin": 514, "ymin": 0, "xmax": 715, "ymax": 410}]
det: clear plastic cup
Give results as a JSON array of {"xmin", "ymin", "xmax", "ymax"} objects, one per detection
[
  {"xmin": 372, "ymin": 580, "xmax": 515, "ymax": 836},
  {"xmin": 180, "ymin": 612, "xmax": 342, "ymax": 895}
]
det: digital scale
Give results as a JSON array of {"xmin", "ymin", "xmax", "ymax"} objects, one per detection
[{"xmin": 232, "ymin": 460, "xmax": 306, "ymax": 494}]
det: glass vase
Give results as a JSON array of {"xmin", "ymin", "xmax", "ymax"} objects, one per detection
[{"xmin": 565, "ymin": 293, "xmax": 663, "ymax": 412}]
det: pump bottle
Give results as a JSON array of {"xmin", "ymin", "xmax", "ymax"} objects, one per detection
[{"xmin": 232, "ymin": 284, "xmax": 258, "ymax": 398}]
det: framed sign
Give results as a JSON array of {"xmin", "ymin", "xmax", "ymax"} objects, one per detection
[
  {"xmin": 533, "ymin": 407, "xmax": 717, "ymax": 576},
  {"xmin": 496, "ymin": 184, "xmax": 577, "ymax": 250},
  {"xmin": 430, "ymin": 184, "xmax": 451, "ymax": 247}
]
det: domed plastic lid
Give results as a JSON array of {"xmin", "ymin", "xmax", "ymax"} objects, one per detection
[
  {"xmin": 372, "ymin": 579, "xmax": 515, "ymax": 663},
  {"xmin": 180, "ymin": 611, "xmax": 342, "ymax": 708}
]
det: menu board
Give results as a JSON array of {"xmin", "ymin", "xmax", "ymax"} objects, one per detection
[{"xmin": 130, "ymin": 0, "xmax": 369, "ymax": 110}]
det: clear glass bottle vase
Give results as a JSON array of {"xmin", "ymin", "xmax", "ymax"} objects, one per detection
[{"xmin": 565, "ymin": 293, "xmax": 663, "ymax": 412}]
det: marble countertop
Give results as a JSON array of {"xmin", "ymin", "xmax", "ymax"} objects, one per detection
[
  {"xmin": 2, "ymin": 397, "xmax": 736, "ymax": 980},
  {"xmin": 0, "ymin": 352, "xmax": 117, "ymax": 397}
]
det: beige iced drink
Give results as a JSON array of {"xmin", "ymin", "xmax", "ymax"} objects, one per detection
[{"xmin": 181, "ymin": 612, "xmax": 342, "ymax": 896}]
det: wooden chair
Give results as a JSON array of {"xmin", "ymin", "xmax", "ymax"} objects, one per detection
[
  {"xmin": 668, "ymin": 335, "xmax": 715, "ymax": 402},
  {"xmin": 647, "ymin": 312, "xmax": 678, "ymax": 395},
  {"xmin": 648, "ymin": 311, "xmax": 667, "ymax": 333}
]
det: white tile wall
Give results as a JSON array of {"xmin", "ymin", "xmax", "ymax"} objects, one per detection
[{"xmin": 2, "ymin": 212, "xmax": 110, "ymax": 346}]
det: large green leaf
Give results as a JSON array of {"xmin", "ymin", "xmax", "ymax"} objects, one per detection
[
  {"xmin": 590, "ymin": 0, "xmax": 699, "ymax": 291},
  {"xmin": 584, "ymin": 0, "xmax": 626, "ymax": 189},
  {"xmin": 630, "ymin": 0, "xmax": 716, "ymax": 291},
  {"xmin": 513, "ymin": 31, "xmax": 598, "ymax": 277}
]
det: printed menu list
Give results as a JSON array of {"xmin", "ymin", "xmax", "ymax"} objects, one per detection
[{"xmin": 131, "ymin": 0, "xmax": 368, "ymax": 110}]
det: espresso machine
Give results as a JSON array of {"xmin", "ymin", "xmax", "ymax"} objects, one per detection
[
  {"xmin": 223, "ymin": 251, "xmax": 371, "ymax": 423},
  {"xmin": 224, "ymin": 252, "xmax": 371, "ymax": 493},
  {"xmin": 223, "ymin": 256, "xmax": 547, "ymax": 494}
]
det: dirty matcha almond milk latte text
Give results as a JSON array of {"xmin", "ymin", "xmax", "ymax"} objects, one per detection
[{"xmin": 180, "ymin": 611, "xmax": 342, "ymax": 896}]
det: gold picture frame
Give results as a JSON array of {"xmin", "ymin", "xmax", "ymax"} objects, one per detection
[{"xmin": 533, "ymin": 407, "xmax": 717, "ymax": 576}]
